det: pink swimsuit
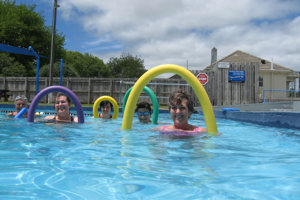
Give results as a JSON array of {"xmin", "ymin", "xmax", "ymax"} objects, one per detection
[{"xmin": 160, "ymin": 126, "xmax": 206, "ymax": 136}]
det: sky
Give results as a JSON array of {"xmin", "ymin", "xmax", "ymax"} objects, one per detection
[{"xmin": 15, "ymin": 0, "xmax": 300, "ymax": 72}]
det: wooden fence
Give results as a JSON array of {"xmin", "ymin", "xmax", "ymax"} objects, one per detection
[
  {"xmin": 0, "ymin": 77, "xmax": 192, "ymax": 106},
  {"xmin": 0, "ymin": 62, "xmax": 260, "ymax": 107},
  {"xmin": 210, "ymin": 62, "xmax": 259, "ymax": 105}
]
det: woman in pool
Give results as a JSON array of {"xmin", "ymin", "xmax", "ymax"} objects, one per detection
[
  {"xmin": 43, "ymin": 92, "xmax": 78, "ymax": 123},
  {"xmin": 135, "ymin": 102, "xmax": 152, "ymax": 123},
  {"xmin": 7, "ymin": 95, "xmax": 28, "ymax": 117},
  {"xmin": 154, "ymin": 89, "xmax": 206, "ymax": 134}
]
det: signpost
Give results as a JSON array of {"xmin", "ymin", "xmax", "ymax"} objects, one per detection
[{"xmin": 197, "ymin": 73, "xmax": 208, "ymax": 85}]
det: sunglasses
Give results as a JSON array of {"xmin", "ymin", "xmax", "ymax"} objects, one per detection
[
  {"xmin": 137, "ymin": 111, "xmax": 150, "ymax": 116},
  {"xmin": 16, "ymin": 103, "xmax": 27, "ymax": 106}
]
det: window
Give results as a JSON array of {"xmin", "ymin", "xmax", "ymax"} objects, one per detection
[{"xmin": 259, "ymin": 76, "xmax": 263, "ymax": 87}]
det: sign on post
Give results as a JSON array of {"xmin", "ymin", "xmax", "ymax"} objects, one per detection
[{"xmin": 197, "ymin": 73, "xmax": 208, "ymax": 85}]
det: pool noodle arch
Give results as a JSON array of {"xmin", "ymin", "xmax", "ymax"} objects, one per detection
[
  {"xmin": 27, "ymin": 85, "xmax": 84, "ymax": 123},
  {"xmin": 122, "ymin": 86, "xmax": 159, "ymax": 124},
  {"xmin": 122, "ymin": 64, "xmax": 218, "ymax": 134},
  {"xmin": 93, "ymin": 96, "xmax": 119, "ymax": 119}
]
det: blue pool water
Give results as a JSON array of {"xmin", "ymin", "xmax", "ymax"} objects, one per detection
[{"xmin": 1, "ymin": 112, "xmax": 300, "ymax": 199}]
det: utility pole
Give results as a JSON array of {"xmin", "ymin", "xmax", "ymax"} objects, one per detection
[
  {"xmin": 49, "ymin": 0, "xmax": 59, "ymax": 87},
  {"xmin": 48, "ymin": 0, "xmax": 59, "ymax": 103},
  {"xmin": 186, "ymin": 59, "xmax": 189, "ymax": 70}
]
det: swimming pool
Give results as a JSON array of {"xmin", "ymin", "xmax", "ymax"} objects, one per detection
[{"xmin": 1, "ymin": 112, "xmax": 300, "ymax": 199}]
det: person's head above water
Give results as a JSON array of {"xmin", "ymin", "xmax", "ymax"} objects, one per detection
[
  {"xmin": 54, "ymin": 93, "xmax": 75, "ymax": 121},
  {"xmin": 152, "ymin": 89, "xmax": 207, "ymax": 133},
  {"xmin": 55, "ymin": 92, "xmax": 71, "ymax": 106},
  {"xmin": 168, "ymin": 89, "xmax": 194, "ymax": 114},
  {"xmin": 42, "ymin": 92, "xmax": 78, "ymax": 123},
  {"xmin": 7, "ymin": 95, "xmax": 29, "ymax": 117},
  {"xmin": 152, "ymin": 89, "xmax": 207, "ymax": 132},
  {"xmin": 135, "ymin": 102, "xmax": 152, "ymax": 123},
  {"xmin": 99, "ymin": 101, "xmax": 113, "ymax": 119},
  {"xmin": 14, "ymin": 95, "xmax": 28, "ymax": 112}
]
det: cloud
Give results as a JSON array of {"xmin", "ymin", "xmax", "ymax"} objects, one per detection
[{"xmin": 58, "ymin": 0, "xmax": 300, "ymax": 70}]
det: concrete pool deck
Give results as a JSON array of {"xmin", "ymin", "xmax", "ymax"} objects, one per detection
[{"xmin": 196, "ymin": 102, "xmax": 300, "ymax": 130}]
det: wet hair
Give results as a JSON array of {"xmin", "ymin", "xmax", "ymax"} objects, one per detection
[
  {"xmin": 100, "ymin": 101, "xmax": 113, "ymax": 109},
  {"xmin": 135, "ymin": 102, "xmax": 152, "ymax": 113},
  {"xmin": 15, "ymin": 95, "xmax": 28, "ymax": 104},
  {"xmin": 56, "ymin": 92, "xmax": 71, "ymax": 105},
  {"xmin": 169, "ymin": 89, "xmax": 194, "ymax": 113}
]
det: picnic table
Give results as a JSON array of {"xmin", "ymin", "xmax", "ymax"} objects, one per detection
[{"xmin": 0, "ymin": 89, "xmax": 10, "ymax": 101}]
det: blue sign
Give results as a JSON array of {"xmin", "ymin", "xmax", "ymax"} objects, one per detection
[{"xmin": 228, "ymin": 70, "xmax": 245, "ymax": 82}]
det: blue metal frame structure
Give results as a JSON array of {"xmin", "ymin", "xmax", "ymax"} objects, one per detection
[{"xmin": 0, "ymin": 43, "xmax": 63, "ymax": 94}]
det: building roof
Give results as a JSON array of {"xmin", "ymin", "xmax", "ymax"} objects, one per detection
[
  {"xmin": 204, "ymin": 50, "xmax": 292, "ymax": 72},
  {"xmin": 168, "ymin": 50, "xmax": 298, "ymax": 79}
]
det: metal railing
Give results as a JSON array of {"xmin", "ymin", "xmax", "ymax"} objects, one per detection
[{"xmin": 263, "ymin": 89, "xmax": 300, "ymax": 103}]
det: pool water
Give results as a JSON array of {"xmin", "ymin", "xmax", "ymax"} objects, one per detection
[{"xmin": 1, "ymin": 113, "xmax": 300, "ymax": 199}]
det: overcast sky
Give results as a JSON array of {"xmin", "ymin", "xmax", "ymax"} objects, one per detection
[{"xmin": 18, "ymin": 0, "xmax": 300, "ymax": 71}]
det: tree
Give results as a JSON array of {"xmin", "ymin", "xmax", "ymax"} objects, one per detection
[
  {"xmin": 39, "ymin": 61, "xmax": 80, "ymax": 77},
  {"xmin": 0, "ymin": 53, "xmax": 12, "ymax": 75},
  {"xmin": 0, "ymin": 0, "xmax": 66, "ymax": 76},
  {"xmin": 0, "ymin": 53, "xmax": 26, "ymax": 76},
  {"xmin": 65, "ymin": 51, "xmax": 111, "ymax": 77},
  {"xmin": 107, "ymin": 53, "xmax": 147, "ymax": 78},
  {"xmin": 2, "ymin": 63, "xmax": 26, "ymax": 77}
]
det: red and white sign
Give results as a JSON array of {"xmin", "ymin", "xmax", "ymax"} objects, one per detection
[{"xmin": 197, "ymin": 73, "xmax": 208, "ymax": 85}]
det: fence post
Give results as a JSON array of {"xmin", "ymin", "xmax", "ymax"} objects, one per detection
[
  {"xmin": 4, "ymin": 77, "xmax": 6, "ymax": 90},
  {"xmin": 119, "ymin": 80, "xmax": 123, "ymax": 106},
  {"xmin": 156, "ymin": 80, "xmax": 160, "ymax": 105},
  {"xmin": 88, "ymin": 78, "xmax": 91, "ymax": 104},
  {"xmin": 110, "ymin": 79, "xmax": 113, "ymax": 97},
  {"xmin": 25, "ymin": 77, "xmax": 28, "ymax": 98},
  {"xmin": 262, "ymin": 89, "xmax": 266, "ymax": 103},
  {"xmin": 44, "ymin": 78, "xmax": 48, "ymax": 103},
  {"xmin": 66, "ymin": 77, "xmax": 69, "ymax": 88}
]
